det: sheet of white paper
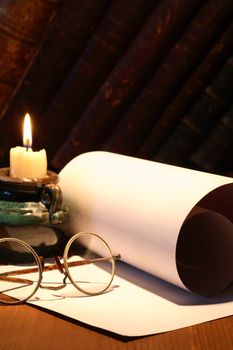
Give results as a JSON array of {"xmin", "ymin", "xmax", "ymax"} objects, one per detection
[
  {"xmin": 28, "ymin": 261, "xmax": 233, "ymax": 337},
  {"xmin": 27, "ymin": 151, "xmax": 233, "ymax": 336}
]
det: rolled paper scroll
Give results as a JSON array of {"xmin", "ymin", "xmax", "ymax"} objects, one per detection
[{"xmin": 59, "ymin": 151, "xmax": 233, "ymax": 297}]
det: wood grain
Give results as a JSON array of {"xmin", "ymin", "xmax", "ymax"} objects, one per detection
[{"xmin": 0, "ymin": 304, "xmax": 232, "ymax": 350}]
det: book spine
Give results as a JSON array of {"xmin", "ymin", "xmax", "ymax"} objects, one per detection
[
  {"xmin": 1, "ymin": 0, "xmax": 111, "ymax": 118},
  {"xmin": 137, "ymin": 20, "xmax": 233, "ymax": 159},
  {"xmin": 102, "ymin": 0, "xmax": 233, "ymax": 157},
  {"xmin": 0, "ymin": 1, "xmax": 13, "ymax": 19},
  {"xmin": 0, "ymin": 0, "xmax": 64, "ymax": 115},
  {"xmin": 154, "ymin": 87, "xmax": 231, "ymax": 166},
  {"xmin": 0, "ymin": 0, "xmax": 110, "ymax": 165},
  {"xmin": 189, "ymin": 58, "xmax": 233, "ymax": 173},
  {"xmin": 52, "ymin": 0, "xmax": 203, "ymax": 170},
  {"xmin": 190, "ymin": 104, "xmax": 233, "ymax": 173},
  {"xmin": 33, "ymin": 0, "xmax": 158, "ymax": 155}
]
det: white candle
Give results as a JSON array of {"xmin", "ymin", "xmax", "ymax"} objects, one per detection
[{"xmin": 10, "ymin": 114, "xmax": 47, "ymax": 179}]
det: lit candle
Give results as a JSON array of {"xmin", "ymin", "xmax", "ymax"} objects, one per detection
[{"xmin": 10, "ymin": 113, "xmax": 47, "ymax": 179}]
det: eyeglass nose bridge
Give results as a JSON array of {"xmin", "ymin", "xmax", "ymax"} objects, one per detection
[
  {"xmin": 54, "ymin": 256, "xmax": 65, "ymax": 274},
  {"xmin": 39, "ymin": 255, "xmax": 68, "ymax": 291},
  {"xmin": 54, "ymin": 256, "xmax": 69, "ymax": 287},
  {"xmin": 62, "ymin": 272, "xmax": 68, "ymax": 285},
  {"xmin": 55, "ymin": 256, "xmax": 69, "ymax": 288}
]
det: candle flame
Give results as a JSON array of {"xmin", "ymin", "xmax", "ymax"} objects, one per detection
[{"xmin": 23, "ymin": 113, "xmax": 32, "ymax": 148}]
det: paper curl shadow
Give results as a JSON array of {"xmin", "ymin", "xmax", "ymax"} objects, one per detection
[
  {"xmin": 115, "ymin": 261, "xmax": 233, "ymax": 306},
  {"xmin": 176, "ymin": 183, "xmax": 233, "ymax": 298},
  {"xmin": 116, "ymin": 183, "xmax": 233, "ymax": 306}
]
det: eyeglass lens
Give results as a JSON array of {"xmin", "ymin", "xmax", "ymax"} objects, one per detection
[
  {"xmin": 0, "ymin": 233, "xmax": 115, "ymax": 303},
  {"xmin": 64, "ymin": 232, "xmax": 115, "ymax": 295},
  {"xmin": 0, "ymin": 238, "xmax": 41, "ymax": 304}
]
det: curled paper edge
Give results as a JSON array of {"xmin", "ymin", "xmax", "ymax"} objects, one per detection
[{"xmin": 59, "ymin": 151, "xmax": 233, "ymax": 297}]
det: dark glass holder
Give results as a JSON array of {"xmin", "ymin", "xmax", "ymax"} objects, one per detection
[{"xmin": 0, "ymin": 168, "xmax": 69, "ymax": 256}]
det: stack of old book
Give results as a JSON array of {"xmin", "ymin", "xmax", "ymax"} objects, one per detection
[{"xmin": 0, "ymin": 0, "xmax": 232, "ymax": 176}]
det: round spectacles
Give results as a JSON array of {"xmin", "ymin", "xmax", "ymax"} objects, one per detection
[{"xmin": 0, "ymin": 232, "xmax": 120, "ymax": 304}]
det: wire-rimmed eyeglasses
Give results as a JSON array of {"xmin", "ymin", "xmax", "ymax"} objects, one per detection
[{"xmin": 0, "ymin": 232, "xmax": 120, "ymax": 304}]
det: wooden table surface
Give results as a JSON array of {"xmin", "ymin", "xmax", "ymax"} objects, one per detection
[{"xmin": 0, "ymin": 303, "xmax": 232, "ymax": 350}]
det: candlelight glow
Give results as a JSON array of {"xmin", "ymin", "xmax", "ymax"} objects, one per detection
[
  {"xmin": 23, "ymin": 113, "xmax": 32, "ymax": 148},
  {"xmin": 10, "ymin": 113, "xmax": 47, "ymax": 178}
]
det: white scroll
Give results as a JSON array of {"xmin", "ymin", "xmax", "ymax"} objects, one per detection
[
  {"xmin": 30, "ymin": 151, "xmax": 233, "ymax": 336},
  {"xmin": 59, "ymin": 151, "xmax": 233, "ymax": 297}
]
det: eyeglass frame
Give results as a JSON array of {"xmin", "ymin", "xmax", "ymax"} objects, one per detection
[{"xmin": 0, "ymin": 232, "xmax": 120, "ymax": 304}]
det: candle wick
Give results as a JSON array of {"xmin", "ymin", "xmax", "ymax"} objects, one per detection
[{"xmin": 25, "ymin": 139, "xmax": 31, "ymax": 151}]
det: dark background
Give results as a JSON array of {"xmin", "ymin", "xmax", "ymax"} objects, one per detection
[{"xmin": 0, "ymin": 0, "xmax": 232, "ymax": 175}]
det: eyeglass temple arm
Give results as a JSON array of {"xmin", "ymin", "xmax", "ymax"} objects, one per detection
[
  {"xmin": 0, "ymin": 253, "xmax": 121, "ymax": 279},
  {"xmin": 65, "ymin": 253, "xmax": 121, "ymax": 269},
  {"xmin": 63, "ymin": 253, "xmax": 121, "ymax": 269},
  {"xmin": 0, "ymin": 275, "xmax": 33, "ymax": 285},
  {"xmin": 0, "ymin": 254, "xmax": 121, "ymax": 284}
]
